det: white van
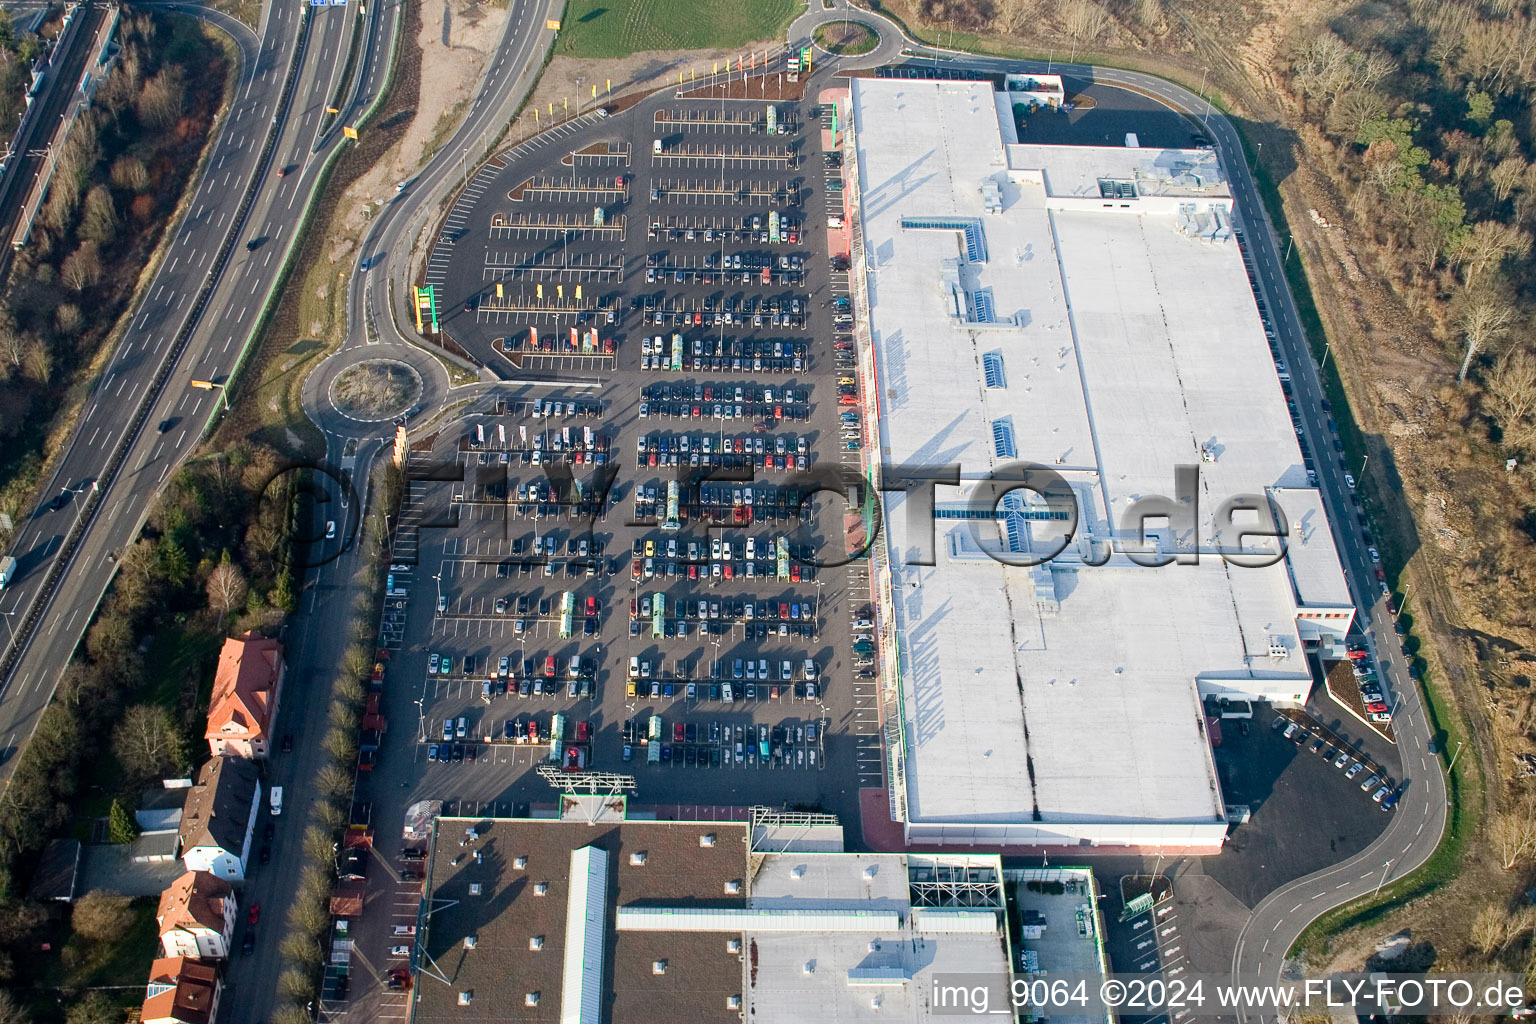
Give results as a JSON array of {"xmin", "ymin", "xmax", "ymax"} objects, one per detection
[{"xmin": 270, "ymin": 786, "xmax": 284, "ymax": 816}]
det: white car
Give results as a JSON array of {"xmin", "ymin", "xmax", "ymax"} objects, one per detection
[
  {"xmin": 1345, "ymin": 762, "xmax": 1364, "ymax": 779},
  {"xmin": 1344, "ymin": 473, "xmax": 1357, "ymax": 489},
  {"xmin": 1368, "ymin": 547, "xmax": 1381, "ymax": 563}
]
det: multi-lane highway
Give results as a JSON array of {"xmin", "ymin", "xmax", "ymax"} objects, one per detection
[{"xmin": 0, "ymin": 0, "xmax": 402, "ymax": 775}]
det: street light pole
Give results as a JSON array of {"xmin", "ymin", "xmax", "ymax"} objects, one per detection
[
  {"xmin": 190, "ymin": 379, "xmax": 228, "ymax": 411},
  {"xmin": 1447, "ymin": 741, "xmax": 1464, "ymax": 772},
  {"xmin": 1373, "ymin": 859, "xmax": 1392, "ymax": 897}
]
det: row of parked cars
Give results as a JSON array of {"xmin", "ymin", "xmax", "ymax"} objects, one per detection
[
  {"xmin": 1277, "ymin": 717, "xmax": 1397, "ymax": 809},
  {"xmin": 621, "ymin": 717, "xmax": 821, "ymax": 767}
]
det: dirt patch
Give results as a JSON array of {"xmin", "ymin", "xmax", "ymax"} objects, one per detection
[
  {"xmin": 330, "ymin": 359, "xmax": 422, "ymax": 420},
  {"xmin": 515, "ymin": 39, "xmax": 784, "ymax": 137},
  {"xmin": 814, "ymin": 21, "xmax": 878, "ymax": 56},
  {"xmin": 334, "ymin": 0, "xmax": 511, "ymax": 245}
]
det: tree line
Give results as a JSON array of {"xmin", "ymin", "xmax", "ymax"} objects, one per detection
[{"xmin": 0, "ymin": 11, "xmax": 226, "ymax": 558}]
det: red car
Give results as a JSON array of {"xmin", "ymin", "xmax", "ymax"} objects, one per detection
[
  {"xmin": 723, "ymin": 564, "xmax": 734, "ymax": 580},
  {"xmin": 791, "ymin": 564, "xmax": 801, "ymax": 582},
  {"xmin": 632, "ymin": 558, "xmax": 643, "ymax": 580},
  {"xmin": 528, "ymin": 719, "xmax": 540, "ymax": 742},
  {"xmin": 1365, "ymin": 702, "xmax": 1389, "ymax": 714},
  {"xmin": 689, "ymin": 564, "xmax": 699, "ymax": 581},
  {"xmin": 544, "ymin": 655, "xmax": 556, "ymax": 678},
  {"xmin": 674, "ymin": 723, "xmax": 686, "ymax": 743},
  {"xmin": 694, "ymin": 311, "xmax": 703, "ymax": 325},
  {"xmin": 248, "ymin": 904, "xmax": 261, "ymax": 925},
  {"xmin": 576, "ymin": 720, "xmax": 591, "ymax": 742},
  {"xmin": 779, "ymin": 603, "xmax": 789, "ymax": 620},
  {"xmin": 586, "ymin": 596, "xmax": 598, "ymax": 617},
  {"xmin": 630, "ymin": 598, "xmax": 637, "ymax": 618}
]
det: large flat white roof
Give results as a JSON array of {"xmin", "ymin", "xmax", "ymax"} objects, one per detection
[
  {"xmin": 745, "ymin": 853, "xmax": 1010, "ymax": 1022},
  {"xmin": 849, "ymin": 77, "xmax": 1350, "ymax": 836}
]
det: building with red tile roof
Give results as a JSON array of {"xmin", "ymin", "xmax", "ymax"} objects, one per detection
[{"xmin": 204, "ymin": 633, "xmax": 283, "ymax": 759}]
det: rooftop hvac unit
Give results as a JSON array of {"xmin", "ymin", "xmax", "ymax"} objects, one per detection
[
  {"xmin": 700, "ymin": 833, "xmax": 716, "ymax": 847},
  {"xmin": 631, "ymin": 851, "xmax": 648, "ymax": 866},
  {"xmin": 534, "ymin": 882, "xmax": 548, "ymax": 896},
  {"xmin": 1268, "ymin": 636, "xmax": 1286, "ymax": 660},
  {"xmin": 653, "ymin": 960, "xmax": 668, "ymax": 975},
  {"xmin": 468, "ymin": 883, "xmax": 482, "ymax": 895},
  {"xmin": 727, "ymin": 939, "xmax": 742, "ymax": 953},
  {"xmin": 458, "ymin": 991, "xmax": 473, "ymax": 1006},
  {"xmin": 464, "ymin": 935, "xmax": 477, "ymax": 949},
  {"xmin": 724, "ymin": 880, "xmax": 742, "ymax": 894},
  {"xmin": 523, "ymin": 992, "xmax": 539, "ymax": 1006},
  {"xmin": 514, "ymin": 856, "xmax": 527, "ymax": 869},
  {"xmin": 530, "ymin": 936, "xmax": 544, "ymax": 950},
  {"xmin": 728, "ymin": 995, "xmax": 742, "ymax": 1009}
]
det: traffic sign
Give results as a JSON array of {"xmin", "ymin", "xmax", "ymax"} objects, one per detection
[
  {"xmin": 342, "ymin": 125, "xmax": 358, "ymax": 139},
  {"xmin": 545, "ymin": 18, "xmax": 560, "ymax": 29}
]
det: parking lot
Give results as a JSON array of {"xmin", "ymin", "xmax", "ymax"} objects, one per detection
[{"xmin": 387, "ymin": 85, "xmax": 880, "ymax": 830}]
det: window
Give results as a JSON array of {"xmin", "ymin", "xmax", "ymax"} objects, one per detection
[
  {"xmin": 982, "ymin": 352, "xmax": 1006, "ymax": 389},
  {"xmin": 992, "ymin": 419, "xmax": 1016, "ymax": 460}
]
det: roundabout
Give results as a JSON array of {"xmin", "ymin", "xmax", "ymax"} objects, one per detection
[
  {"xmin": 813, "ymin": 20, "xmax": 879, "ymax": 57},
  {"xmin": 327, "ymin": 358, "xmax": 424, "ymax": 422}
]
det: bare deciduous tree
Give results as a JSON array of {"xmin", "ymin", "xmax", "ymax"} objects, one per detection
[
  {"xmin": 112, "ymin": 704, "xmax": 187, "ymax": 782},
  {"xmin": 1352, "ymin": 50, "xmax": 1397, "ymax": 90},
  {"xmin": 0, "ymin": 330, "xmax": 23, "ymax": 370},
  {"xmin": 71, "ymin": 890, "xmax": 132, "ymax": 942},
  {"xmin": 0, "ymin": 990, "xmax": 30, "ymax": 1024},
  {"xmin": 60, "ymin": 241, "xmax": 101, "ymax": 291},
  {"xmin": 79, "ymin": 185, "xmax": 117, "ymax": 245},
  {"xmin": 1484, "ymin": 348, "xmax": 1536, "ymax": 450},
  {"xmin": 1061, "ymin": 0, "xmax": 1108, "ymax": 50},
  {"xmin": 1491, "ymin": 157, "xmax": 1529, "ymax": 203},
  {"xmin": 1457, "ymin": 297, "xmax": 1515, "ymax": 381},
  {"xmin": 1328, "ymin": 89, "xmax": 1388, "ymax": 140},
  {"xmin": 21, "ymin": 339, "xmax": 51, "ymax": 385},
  {"xmin": 110, "ymin": 155, "xmax": 149, "ymax": 191},
  {"xmin": 991, "ymin": 0, "xmax": 1036, "ymax": 34},
  {"xmin": 1451, "ymin": 220, "xmax": 1532, "ymax": 283},
  {"xmin": 206, "ymin": 560, "xmax": 248, "ymax": 618},
  {"xmin": 1491, "ymin": 801, "xmax": 1536, "ymax": 868},
  {"xmin": 1291, "ymin": 31, "xmax": 1356, "ymax": 103},
  {"xmin": 136, "ymin": 66, "xmax": 186, "ymax": 130}
]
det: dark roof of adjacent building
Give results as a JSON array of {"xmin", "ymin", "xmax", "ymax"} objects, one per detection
[
  {"xmin": 138, "ymin": 785, "xmax": 192, "ymax": 832},
  {"xmin": 30, "ymin": 838, "xmax": 80, "ymax": 901},
  {"xmin": 413, "ymin": 818, "xmax": 748, "ymax": 1024},
  {"xmin": 177, "ymin": 757, "xmax": 258, "ymax": 856}
]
